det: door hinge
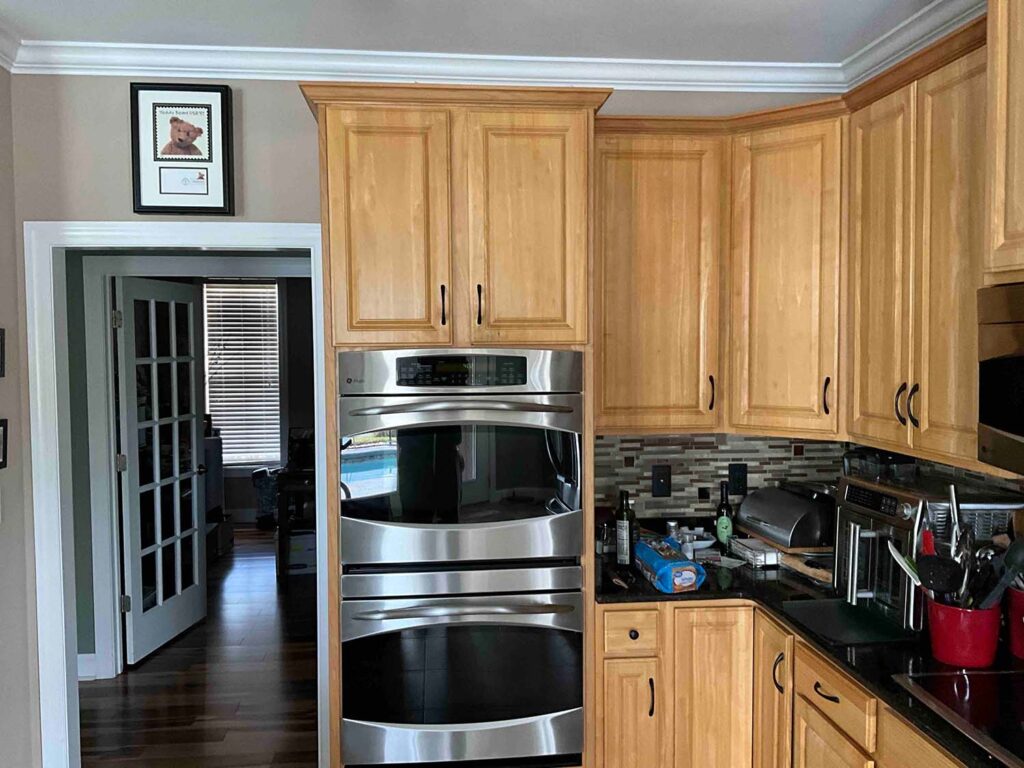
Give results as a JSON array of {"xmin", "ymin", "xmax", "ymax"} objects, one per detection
[
  {"xmin": 111, "ymin": 309, "xmax": 124, "ymax": 329},
  {"xmin": 115, "ymin": 454, "xmax": 128, "ymax": 472},
  {"xmin": 120, "ymin": 595, "xmax": 131, "ymax": 614}
]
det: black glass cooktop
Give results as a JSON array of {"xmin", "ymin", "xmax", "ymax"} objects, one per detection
[{"xmin": 894, "ymin": 671, "xmax": 1024, "ymax": 767}]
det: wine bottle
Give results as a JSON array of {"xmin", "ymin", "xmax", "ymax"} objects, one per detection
[
  {"xmin": 615, "ymin": 490, "xmax": 634, "ymax": 566},
  {"xmin": 716, "ymin": 481, "xmax": 733, "ymax": 545}
]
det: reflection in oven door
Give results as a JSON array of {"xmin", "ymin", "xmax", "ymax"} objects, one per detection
[
  {"xmin": 340, "ymin": 423, "xmax": 582, "ymax": 565},
  {"xmin": 341, "ymin": 592, "xmax": 584, "ymax": 765}
]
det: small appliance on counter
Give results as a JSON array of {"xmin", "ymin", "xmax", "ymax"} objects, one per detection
[{"xmin": 735, "ymin": 481, "xmax": 837, "ymax": 551}]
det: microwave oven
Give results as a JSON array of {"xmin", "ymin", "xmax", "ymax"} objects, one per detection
[{"xmin": 978, "ymin": 282, "xmax": 1024, "ymax": 475}]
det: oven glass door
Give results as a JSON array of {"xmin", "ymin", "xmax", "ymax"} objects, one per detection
[
  {"xmin": 339, "ymin": 399, "xmax": 582, "ymax": 564},
  {"xmin": 341, "ymin": 592, "xmax": 583, "ymax": 765}
]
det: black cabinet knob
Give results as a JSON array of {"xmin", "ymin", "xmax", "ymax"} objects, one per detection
[{"xmin": 629, "ymin": 629, "xmax": 640, "ymax": 640}]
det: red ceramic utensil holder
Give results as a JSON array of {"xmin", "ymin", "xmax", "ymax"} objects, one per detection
[
  {"xmin": 1009, "ymin": 587, "xmax": 1024, "ymax": 660},
  {"xmin": 927, "ymin": 597, "xmax": 1001, "ymax": 668}
]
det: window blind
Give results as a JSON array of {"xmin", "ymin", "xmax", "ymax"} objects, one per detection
[{"xmin": 204, "ymin": 283, "xmax": 281, "ymax": 465}]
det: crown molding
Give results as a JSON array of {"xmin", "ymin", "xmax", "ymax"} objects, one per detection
[
  {"xmin": 841, "ymin": 0, "xmax": 986, "ymax": 88},
  {"xmin": 0, "ymin": 0, "xmax": 987, "ymax": 95}
]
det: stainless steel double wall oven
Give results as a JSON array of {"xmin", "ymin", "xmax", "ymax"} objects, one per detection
[{"xmin": 338, "ymin": 349, "xmax": 584, "ymax": 767}]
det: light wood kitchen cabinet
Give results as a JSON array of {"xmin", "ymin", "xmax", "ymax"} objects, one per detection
[
  {"xmin": 730, "ymin": 118, "xmax": 842, "ymax": 436},
  {"xmin": 794, "ymin": 696, "xmax": 875, "ymax": 768},
  {"xmin": 305, "ymin": 84, "xmax": 609, "ymax": 347},
  {"xmin": 323, "ymin": 107, "xmax": 453, "ymax": 346},
  {"xmin": 463, "ymin": 109, "xmax": 590, "ymax": 344},
  {"xmin": 912, "ymin": 48, "xmax": 987, "ymax": 462},
  {"xmin": 848, "ymin": 83, "xmax": 916, "ymax": 450},
  {"xmin": 753, "ymin": 611, "xmax": 794, "ymax": 768},
  {"xmin": 595, "ymin": 132, "xmax": 724, "ymax": 432},
  {"xmin": 600, "ymin": 657, "xmax": 667, "ymax": 768},
  {"xmin": 987, "ymin": 0, "xmax": 1024, "ymax": 284},
  {"xmin": 674, "ymin": 606, "xmax": 754, "ymax": 768},
  {"xmin": 876, "ymin": 707, "xmax": 962, "ymax": 768}
]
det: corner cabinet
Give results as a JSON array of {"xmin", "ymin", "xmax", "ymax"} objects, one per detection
[
  {"xmin": 594, "ymin": 132, "xmax": 724, "ymax": 432},
  {"xmin": 303, "ymin": 84, "xmax": 610, "ymax": 347},
  {"xmin": 987, "ymin": 0, "xmax": 1024, "ymax": 284},
  {"xmin": 753, "ymin": 610, "xmax": 794, "ymax": 768},
  {"xmin": 729, "ymin": 118, "xmax": 842, "ymax": 436}
]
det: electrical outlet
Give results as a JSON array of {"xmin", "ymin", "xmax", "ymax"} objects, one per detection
[
  {"xmin": 651, "ymin": 465, "xmax": 671, "ymax": 497},
  {"xmin": 698, "ymin": 487, "xmax": 711, "ymax": 501},
  {"xmin": 728, "ymin": 463, "xmax": 748, "ymax": 495}
]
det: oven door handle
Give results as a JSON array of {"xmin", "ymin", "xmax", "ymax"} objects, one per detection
[
  {"xmin": 353, "ymin": 603, "xmax": 577, "ymax": 621},
  {"xmin": 350, "ymin": 400, "xmax": 574, "ymax": 416}
]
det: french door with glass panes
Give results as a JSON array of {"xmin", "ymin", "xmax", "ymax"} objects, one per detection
[{"xmin": 116, "ymin": 278, "xmax": 206, "ymax": 664}]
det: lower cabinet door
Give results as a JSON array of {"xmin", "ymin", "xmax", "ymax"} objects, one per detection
[
  {"xmin": 793, "ymin": 696, "xmax": 874, "ymax": 768},
  {"xmin": 601, "ymin": 658, "xmax": 665, "ymax": 768},
  {"xmin": 674, "ymin": 607, "xmax": 754, "ymax": 768},
  {"xmin": 753, "ymin": 611, "xmax": 794, "ymax": 768}
]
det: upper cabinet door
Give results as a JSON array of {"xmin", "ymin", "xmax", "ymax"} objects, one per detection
[
  {"xmin": 848, "ymin": 85, "xmax": 915, "ymax": 449},
  {"xmin": 463, "ymin": 109, "xmax": 589, "ymax": 344},
  {"xmin": 730, "ymin": 119, "xmax": 842, "ymax": 436},
  {"xmin": 987, "ymin": 1, "xmax": 1024, "ymax": 283},
  {"xmin": 325, "ymin": 107, "xmax": 452, "ymax": 346},
  {"xmin": 913, "ymin": 49, "xmax": 987, "ymax": 461},
  {"xmin": 595, "ymin": 134, "xmax": 723, "ymax": 432}
]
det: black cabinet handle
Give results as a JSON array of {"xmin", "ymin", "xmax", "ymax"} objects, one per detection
[
  {"xmin": 476, "ymin": 284, "xmax": 483, "ymax": 325},
  {"xmin": 814, "ymin": 681, "xmax": 840, "ymax": 704},
  {"xmin": 823, "ymin": 376, "xmax": 831, "ymax": 416},
  {"xmin": 629, "ymin": 629, "xmax": 640, "ymax": 640},
  {"xmin": 772, "ymin": 652, "xmax": 785, "ymax": 694},
  {"xmin": 708, "ymin": 375, "xmax": 716, "ymax": 411},
  {"xmin": 894, "ymin": 382, "xmax": 908, "ymax": 426},
  {"xmin": 648, "ymin": 677, "xmax": 655, "ymax": 717},
  {"xmin": 907, "ymin": 383, "xmax": 920, "ymax": 428},
  {"xmin": 440, "ymin": 284, "xmax": 447, "ymax": 326}
]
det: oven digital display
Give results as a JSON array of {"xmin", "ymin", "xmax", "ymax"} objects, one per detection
[
  {"xmin": 844, "ymin": 485, "xmax": 899, "ymax": 516},
  {"xmin": 396, "ymin": 355, "xmax": 528, "ymax": 387}
]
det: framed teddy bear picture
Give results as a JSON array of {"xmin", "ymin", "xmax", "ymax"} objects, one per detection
[{"xmin": 130, "ymin": 83, "xmax": 234, "ymax": 215}]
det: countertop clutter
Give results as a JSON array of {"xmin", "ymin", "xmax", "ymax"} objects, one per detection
[{"xmin": 597, "ymin": 553, "xmax": 1018, "ymax": 767}]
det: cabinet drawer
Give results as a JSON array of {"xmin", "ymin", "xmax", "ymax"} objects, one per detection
[
  {"xmin": 794, "ymin": 696, "xmax": 875, "ymax": 768},
  {"xmin": 794, "ymin": 645, "xmax": 877, "ymax": 752},
  {"xmin": 876, "ymin": 707, "xmax": 962, "ymax": 768},
  {"xmin": 603, "ymin": 609, "xmax": 661, "ymax": 655}
]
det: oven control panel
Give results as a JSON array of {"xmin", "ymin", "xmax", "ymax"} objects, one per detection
[
  {"xmin": 396, "ymin": 355, "xmax": 528, "ymax": 387},
  {"xmin": 844, "ymin": 484, "xmax": 900, "ymax": 517}
]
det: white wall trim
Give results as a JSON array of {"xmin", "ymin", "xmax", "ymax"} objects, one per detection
[
  {"xmin": 0, "ymin": 0, "xmax": 987, "ymax": 94},
  {"xmin": 25, "ymin": 222, "xmax": 328, "ymax": 768},
  {"xmin": 76, "ymin": 655, "xmax": 97, "ymax": 682},
  {"xmin": 80, "ymin": 253, "xmax": 311, "ymax": 683}
]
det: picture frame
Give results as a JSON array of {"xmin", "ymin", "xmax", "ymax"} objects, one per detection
[
  {"xmin": 130, "ymin": 83, "xmax": 234, "ymax": 215},
  {"xmin": 0, "ymin": 418, "xmax": 7, "ymax": 470}
]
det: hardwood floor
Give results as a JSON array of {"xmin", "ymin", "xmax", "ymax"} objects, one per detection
[{"xmin": 79, "ymin": 528, "xmax": 318, "ymax": 767}]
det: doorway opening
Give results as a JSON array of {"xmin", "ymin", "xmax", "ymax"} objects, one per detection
[{"xmin": 63, "ymin": 251, "xmax": 318, "ymax": 766}]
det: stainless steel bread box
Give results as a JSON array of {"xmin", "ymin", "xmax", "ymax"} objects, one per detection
[{"xmin": 736, "ymin": 482, "xmax": 836, "ymax": 549}]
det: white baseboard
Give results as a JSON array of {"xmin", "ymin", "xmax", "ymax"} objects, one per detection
[{"xmin": 77, "ymin": 653, "xmax": 97, "ymax": 681}]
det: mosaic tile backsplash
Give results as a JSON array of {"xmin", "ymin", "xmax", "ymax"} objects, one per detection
[
  {"xmin": 594, "ymin": 433, "xmax": 1024, "ymax": 518},
  {"xmin": 594, "ymin": 433, "xmax": 848, "ymax": 517}
]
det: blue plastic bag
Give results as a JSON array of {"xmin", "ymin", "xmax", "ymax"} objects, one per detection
[{"xmin": 634, "ymin": 538, "xmax": 707, "ymax": 594}]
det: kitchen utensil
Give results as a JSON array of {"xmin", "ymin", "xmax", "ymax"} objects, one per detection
[
  {"xmin": 979, "ymin": 538, "xmax": 1024, "ymax": 609},
  {"xmin": 954, "ymin": 527, "xmax": 975, "ymax": 607},
  {"xmin": 917, "ymin": 555, "xmax": 966, "ymax": 596},
  {"xmin": 919, "ymin": 503, "xmax": 937, "ymax": 557},
  {"xmin": 887, "ymin": 540, "xmax": 921, "ymax": 587},
  {"xmin": 949, "ymin": 484, "xmax": 962, "ymax": 552}
]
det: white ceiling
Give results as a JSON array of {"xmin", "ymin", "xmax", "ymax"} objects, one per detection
[{"xmin": 0, "ymin": 0, "xmax": 987, "ymax": 114}]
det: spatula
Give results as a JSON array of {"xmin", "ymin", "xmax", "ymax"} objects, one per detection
[
  {"xmin": 916, "ymin": 555, "xmax": 965, "ymax": 597},
  {"xmin": 887, "ymin": 540, "xmax": 920, "ymax": 587}
]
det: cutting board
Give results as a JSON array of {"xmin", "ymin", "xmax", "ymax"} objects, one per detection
[
  {"xmin": 780, "ymin": 553, "xmax": 834, "ymax": 585},
  {"xmin": 735, "ymin": 523, "xmax": 833, "ymax": 554}
]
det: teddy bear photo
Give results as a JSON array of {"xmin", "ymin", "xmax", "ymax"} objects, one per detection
[{"xmin": 160, "ymin": 115, "xmax": 206, "ymax": 157}]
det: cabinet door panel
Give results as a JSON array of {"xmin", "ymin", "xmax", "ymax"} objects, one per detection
[
  {"xmin": 731, "ymin": 119, "xmax": 841, "ymax": 434},
  {"xmin": 595, "ymin": 134, "xmax": 722, "ymax": 431},
  {"xmin": 325, "ymin": 107, "xmax": 452, "ymax": 346},
  {"xmin": 914, "ymin": 49, "xmax": 987, "ymax": 461},
  {"xmin": 464, "ymin": 109, "xmax": 589, "ymax": 344},
  {"xmin": 674, "ymin": 607, "xmax": 754, "ymax": 768},
  {"xmin": 753, "ymin": 612, "xmax": 793, "ymax": 768},
  {"xmin": 601, "ymin": 658, "xmax": 664, "ymax": 768},
  {"xmin": 987, "ymin": 0, "xmax": 1024, "ymax": 281},
  {"xmin": 849, "ymin": 86, "xmax": 915, "ymax": 448},
  {"xmin": 793, "ymin": 697, "xmax": 874, "ymax": 768}
]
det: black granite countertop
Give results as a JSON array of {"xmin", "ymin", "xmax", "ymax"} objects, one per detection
[{"xmin": 596, "ymin": 552, "xmax": 1021, "ymax": 768}]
